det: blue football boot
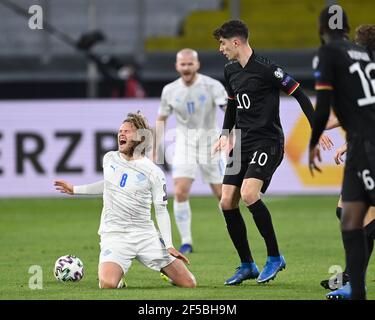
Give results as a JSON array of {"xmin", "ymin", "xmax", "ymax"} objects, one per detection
[
  {"xmin": 179, "ymin": 243, "xmax": 193, "ymax": 254},
  {"xmin": 224, "ymin": 262, "xmax": 260, "ymax": 285},
  {"xmin": 326, "ymin": 282, "xmax": 352, "ymax": 300},
  {"xmin": 257, "ymin": 255, "xmax": 286, "ymax": 284}
]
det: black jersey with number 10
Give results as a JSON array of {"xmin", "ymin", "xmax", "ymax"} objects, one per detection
[
  {"xmin": 224, "ymin": 52, "xmax": 300, "ymax": 149},
  {"xmin": 315, "ymin": 38, "xmax": 375, "ymax": 143}
]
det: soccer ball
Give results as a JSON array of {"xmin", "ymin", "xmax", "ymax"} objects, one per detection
[{"xmin": 54, "ymin": 255, "xmax": 84, "ymax": 282}]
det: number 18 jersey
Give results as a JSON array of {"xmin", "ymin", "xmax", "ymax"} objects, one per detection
[{"xmin": 314, "ymin": 38, "xmax": 375, "ymax": 143}]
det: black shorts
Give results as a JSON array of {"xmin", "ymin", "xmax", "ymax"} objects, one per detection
[
  {"xmin": 341, "ymin": 138, "xmax": 375, "ymax": 205},
  {"xmin": 223, "ymin": 143, "xmax": 284, "ymax": 193}
]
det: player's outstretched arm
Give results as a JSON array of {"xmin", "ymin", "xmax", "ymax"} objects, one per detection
[
  {"xmin": 54, "ymin": 180, "xmax": 104, "ymax": 195},
  {"xmin": 54, "ymin": 180, "xmax": 74, "ymax": 195}
]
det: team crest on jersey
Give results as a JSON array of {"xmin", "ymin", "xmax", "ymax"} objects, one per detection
[
  {"xmin": 274, "ymin": 67, "xmax": 284, "ymax": 79},
  {"xmin": 199, "ymin": 95, "xmax": 206, "ymax": 104},
  {"xmin": 136, "ymin": 173, "xmax": 147, "ymax": 182}
]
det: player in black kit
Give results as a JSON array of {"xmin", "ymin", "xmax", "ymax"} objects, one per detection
[
  {"xmin": 212, "ymin": 20, "xmax": 332, "ymax": 285},
  {"xmin": 309, "ymin": 7, "xmax": 375, "ymax": 300}
]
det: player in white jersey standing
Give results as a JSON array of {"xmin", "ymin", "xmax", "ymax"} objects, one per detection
[
  {"xmin": 155, "ymin": 48, "xmax": 228, "ymax": 254},
  {"xmin": 54, "ymin": 112, "xmax": 196, "ymax": 289}
]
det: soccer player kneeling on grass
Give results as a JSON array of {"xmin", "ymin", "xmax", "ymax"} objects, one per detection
[{"xmin": 54, "ymin": 112, "xmax": 196, "ymax": 289}]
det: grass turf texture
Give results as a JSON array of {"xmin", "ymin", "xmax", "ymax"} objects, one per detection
[{"xmin": 1, "ymin": 196, "xmax": 374, "ymax": 300}]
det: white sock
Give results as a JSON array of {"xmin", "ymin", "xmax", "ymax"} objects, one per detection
[{"xmin": 173, "ymin": 200, "xmax": 192, "ymax": 245}]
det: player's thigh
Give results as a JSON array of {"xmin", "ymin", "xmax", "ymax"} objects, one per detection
[
  {"xmin": 209, "ymin": 183, "xmax": 222, "ymax": 200},
  {"xmin": 162, "ymin": 259, "xmax": 196, "ymax": 288},
  {"xmin": 199, "ymin": 162, "xmax": 224, "ymax": 185},
  {"xmin": 173, "ymin": 142, "xmax": 196, "ymax": 168},
  {"xmin": 172, "ymin": 163, "xmax": 197, "ymax": 180},
  {"xmin": 98, "ymin": 233, "xmax": 135, "ymax": 281},
  {"xmin": 240, "ymin": 178, "xmax": 264, "ymax": 204},
  {"xmin": 243, "ymin": 144, "xmax": 283, "ymax": 193},
  {"xmin": 136, "ymin": 228, "xmax": 176, "ymax": 272}
]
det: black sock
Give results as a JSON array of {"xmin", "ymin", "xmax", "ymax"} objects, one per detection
[
  {"xmin": 364, "ymin": 220, "xmax": 375, "ymax": 267},
  {"xmin": 342, "ymin": 229, "xmax": 367, "ymax": 300},
  {"xmin": 336, "ymin": 207, "xmax": 342, "ymax": 220},
  {"xmin": 222, "ymin": 208, "xmax": 253, "ymax": 263},
  {"xmin": 336, "ymin": 207, "xmax": 350, "ymax": 275},
  {"xmin": 248, "ymin": 200, "xmax": 280, "ymax": 257}
]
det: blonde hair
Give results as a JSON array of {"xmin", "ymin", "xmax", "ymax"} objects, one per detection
[
  {"xmin": 123, "ymin": 111, "xmax": 150, "ymax": 130},
  {"xmin": 123, "ymin": 111, "xmax": 152, "ymax": 156}
]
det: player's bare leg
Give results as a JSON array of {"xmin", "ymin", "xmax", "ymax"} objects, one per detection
[
  {"xmin": 161, "ymin": 259, "xmax": 196, "ymax": 288},
  {"xmin": 209, "ymin": 183, "xmax": 222, "ymax": 201},
  {"xmin": 173, "ymin": 178, "xmax": 194, "ymax": 253},
  {"xmin": 98, "ymin": 262, "xmax": 124, "ymax": 289}
]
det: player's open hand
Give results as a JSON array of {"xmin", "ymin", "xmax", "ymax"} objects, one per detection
[
  {"xmin": 334, "ymin": 143, "xmax": 347, "ymax": 165},
  {"xmin": 319, "ymin": 134, "xmax": 334, "ymax": 151},
  {"xmin": 212, "ymin": 135, "xmax": 228, "ymax": 155},
  {"xmin": 308, "ymin": 145, "xmax": 322, "ymax": 176},
  {"xmin": 54, "ymin": 180, "xmax": 74, "ymax": 195},
  {"xmin": 168, "ymin": 247, "xmax": 190, "ymax": 265}
]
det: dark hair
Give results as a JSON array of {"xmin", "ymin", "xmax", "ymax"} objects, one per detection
[
  {"xmin": 319, "ymin": 5, "xmax": 350, "ymax": 35},
  {"xmin": 355, "ymin": 24, "xmax": 375, "ymax": 52},
  {"xmin": 213, "ymin": 20, "xmax": 249, "ymax": 41}
]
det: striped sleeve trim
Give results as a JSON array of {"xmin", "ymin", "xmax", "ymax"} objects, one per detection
[
  {"xmin": 287, "ymin": 82, "xmax": 300, "ymax": 95},
  {"xmin": 228, "ymin": 96, "xmax": 235, "ymax": 100},
  {"xmin": 315, "ymin": 82, "xmax": 333, "ymax": 90}
]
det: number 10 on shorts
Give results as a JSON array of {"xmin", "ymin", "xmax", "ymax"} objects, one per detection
[{"xmin": 250, "ymin": 151, "xmax": 268, "ymax": 166}]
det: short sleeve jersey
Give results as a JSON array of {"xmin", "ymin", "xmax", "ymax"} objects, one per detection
[
  {"xmin": 98, "ymin": 151, "xmax": 168, "ymax": 234},
  {"xmin": 314, "ymin": 38, "xmax": 375, "ymax": 143},
  {"xmin": 224, "ymin": 52, "xmax": 300, "ymax": 149}
]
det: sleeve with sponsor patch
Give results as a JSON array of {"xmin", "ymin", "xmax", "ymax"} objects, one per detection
[
  {"xmin": 315, "ymin": 46, "xmax": 334, "ymax": 91},
  {"xmin": 269, "ymin": 64, "xmax": 300, "ymax": 95},
  {"xmin": 150, "ymin": 168, "xmax": 168, "ymax": 205}
]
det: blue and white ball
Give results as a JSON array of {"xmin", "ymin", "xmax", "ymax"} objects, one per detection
[{"xmin": 54, "ymin": 255, "xmax": 84, "ymax": 282}]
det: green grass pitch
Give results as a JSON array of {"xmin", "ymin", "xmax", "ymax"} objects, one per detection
[{"xmin": 0, "ymin": 195, "xmax": 374, "ymax": 300}]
